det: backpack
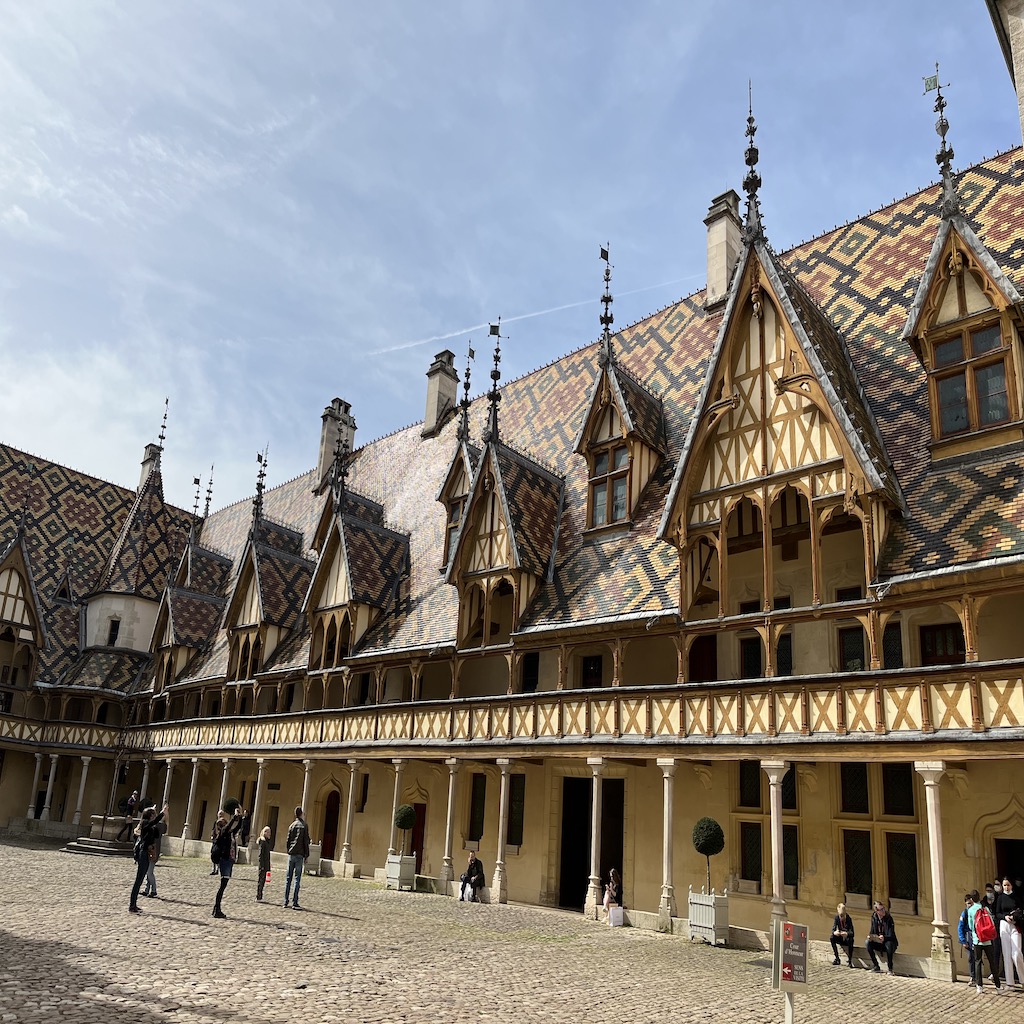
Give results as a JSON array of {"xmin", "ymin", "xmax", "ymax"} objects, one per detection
[{"xmin": 975, "ymin": 905, "xmax": 997, "ymax": 943}]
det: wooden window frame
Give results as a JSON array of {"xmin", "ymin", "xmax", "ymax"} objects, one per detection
[
  {"xmin": 587, "ymin": 441, "xmax": 630, "ymax": 529},
  {"xmin": 928, "ymin": 315, "xmax": 1013, "ymax": 439}
]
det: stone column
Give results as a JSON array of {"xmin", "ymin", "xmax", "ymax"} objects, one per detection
[
  {"xmin": 161, "ymin": 760, "xmax": 174, "ymax": 809},
  {"xmin": 27, "ymin": 752, "xmax": 43, "ymax": 818},
  {"xmin": 657, "ymin": 758, "xmax": 678, "ymax": 925},
  {"xmin": 761, "ymin": 759, "xmax": 789, "ymax": 937},
  {"xmin": 584, "ymin": 757, "xmax": 605, "ymax": 918},
  {"xmin": 340, "ymin": 759, "xmax": 362, "ymax": 875},
  {"xmin": 300, "ymin": 758, "xmax": 314, "ymax": 814},
  {"xmin": 217, "ymin": 758, "xmax": 232, "ymax": 811},
  {"xmin": 388, "ymin": 759, "xmax": 406, "ymax": 855},
  {"xmin": 493, "ymin": 758, "xmax": 512, "ymax": 905},
  {"xmin": 914, "ymin": 760, "xmax": 956, "ymax": 981},
  {"xmin": 139, "ymin": 759, "xmax": 152, "ymax": 804},
  {"xmin": 71, "ymin": 756, "xmax": 92, "ymax": 826},
  {"xmin": 438, "ymin": 757, "xmax": 460, "ymax": 895},
  {"xmin": 249, "ymin": 758, "xmax": 267, "ymax": 844},
  {"xmin": 39, "ymin": 754, "xmax": 59, "ymax": 821},
  {"xmin": 182, "ymin": 757, "xmax": 200, "ymax": 841}
]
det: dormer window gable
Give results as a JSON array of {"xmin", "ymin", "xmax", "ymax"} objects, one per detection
[
  {"xmin": 0, "ymin": 531, "xmax": 47, "ymax": 692},
  {"xmin": 223, "ymin": 553, "xmax": 265, "ymax": 682},
  {"xmin": 436, "ymin": 442, "xmax": 479, "ymax": 570},
  {"xmin": 574, "ymin": 360, "xmax": 666, "ymax": 532},
  {"xmin": 901, "ymin": 222, "xmax": 1024, "ymax": 459}
]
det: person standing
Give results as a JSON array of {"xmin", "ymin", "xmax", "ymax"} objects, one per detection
[
  {"xmin": 996, "ymin": 876, "xmax": 1024, "ymax": 989},
  {"xmin": 141, "ymin": 809, "xmax": 168, "ymax": 898},
  {"xmin": 211, "ymin": 806, "xmax": 244, "ymax": 919},
  {"xmin": 284, "ymin": 807, "xmax": 310, "ymax": 910},
  {"xmin": 116, "ymin": 790, "xmax": 139, "ymax": 841},
  {"xmin": 128, "ymin": 804, "xmax": 167, "ymax": 914},
  {"xmin": 957, "ymin": 894, "xmax": 975, "ymax": 982},
  {"xmin": 983, "ymin": 883, "xmax": 1003, "ymax": 980},
  {"xmin": 864, "ymin": 900, "xmax": 899, "ymax": 975},
  {"xmin": 967, "ymin": 889, "xmax": 1002, "ymax": 994},
  {"xmin": 256, "ymin": 826, "xmax": 272, "ymax": 902},
  {"xmin": 831, "ymin": 903, "xmax": 855, "ymax": 967}
]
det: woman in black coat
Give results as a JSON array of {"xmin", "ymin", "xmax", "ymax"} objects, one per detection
[
  {"xmin": 830, "ymin": 902, "xmax": 855, "ymax": 966},
  {"xmin": 128, "ymin": 804, "xmax": 168, "ymax": 914}
]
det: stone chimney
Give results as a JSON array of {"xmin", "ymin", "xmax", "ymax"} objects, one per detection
[
  {"xmin": 421, "ymin": 349, "xmax": 459, "ymax": 438},
  {"xmin": 316, "ymin": 398, "xmax": 357, "ymax": 489},
  {"xmin": 704, "ymin": 189, "xmax": 742, "ymax": 311},
  {"xmin": 988, "ymin": 0, "xmax": 1024, "ymax": 144},
  {"xmin": 139, "ymin": 442, "xmax": 162, "ymax": 490}
]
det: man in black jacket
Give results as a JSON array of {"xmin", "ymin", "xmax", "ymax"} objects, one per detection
[
  {"xmin": 284, "ymin": 806, "xmax": 311, "ymax": 910},
  {"xmin": 459, "ymin": 851, "xmax": 485, "ymax": 902},
  {"xmin": 865, "ymin": 900, "xmax": 899, "ymax": 974}
]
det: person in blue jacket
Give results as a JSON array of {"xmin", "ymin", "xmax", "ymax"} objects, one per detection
[{"xmin": 957, "ymin": 893, "xmax": 975, "ymax": 981}]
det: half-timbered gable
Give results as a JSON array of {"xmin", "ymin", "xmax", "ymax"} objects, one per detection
[
  {"xmin": 305, "ymin": 496, "xmax": 410, "ymax": 672},
  {"xmin": 446, "ymin": 441, "xmax": 563, "ymax": 648},
  {"xmin": 0, "ymin": 528, "xmax": 46, "ymax": 697}
]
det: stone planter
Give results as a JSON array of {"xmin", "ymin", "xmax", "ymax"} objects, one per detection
[
  {"xmin": 385, "ymin": 853, "xmax": 416, "ymax": 891},
  {"xmin": 687, "ymin": 885, "xmax": 729, "ymax": 945}
]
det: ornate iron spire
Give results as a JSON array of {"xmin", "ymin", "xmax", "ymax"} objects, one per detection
[
  {"xmin": 481, "ymin": 320, "xmax": 502, "ymax": 445},
  {"xmin": 251, "ymin": 448, "xmax": 268, "ymax": 539},
  {"xmin": 203, "ymin": 466, "xmax": 214, "ymax": 519},
  {"xmin": 456, "ymin": 342, "xmax": 474, "ymax": 443},
  {"xmin": 331, "ymin": 434, "xmax": 350, "ymax": 515},
  {"xmin": 599, "ymin": 244, "xmax": 615, "ymax": 367},
  {"xmin": 742, "ymin": 84, "xmax": 764, "ymax": 242},
  {"xmin": 191, "ymin": 475, "xmax": 202, "ymax": 518},
  {"xmin": 928, "ymin": 64, "xmax": 961, "ymax": 219},
  {"xmin": 157, "ymin": 397, "xmax": 169, "ymax": 461}
]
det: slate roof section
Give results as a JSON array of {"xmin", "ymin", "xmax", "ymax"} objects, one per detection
[
  {"xmin": 574, "ymin": 360, "xmax": 667, "ymax": 456},
  {"xmin": 61, "ymin": 648, "xmax": 150, "ymax": 694},
  {"xmin": 167, "ymin": 588, "xmax": 225, "ymax": 649},
  {"xmin": 491, "ymin": 443, "xmax": 565, "ymax": 582},
  {"xmin": 186, "ymin": 544, "xmax": 233, "ymax": 598},
  {"xmin": 98, "ymin": 467, "xmax": 193, "ymax": 600},
  {"xmin": 340, "ymin": 518, "xmax": 409, "ymax": 609},
  {"xmin": 254, "ymin": 544, "xmax": 314, "ymax": 628}
]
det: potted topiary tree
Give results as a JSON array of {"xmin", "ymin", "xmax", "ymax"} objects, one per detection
[
  {"xmin": 688, "ymin": 816, "xmax": 728, "ymax": 945},
  {"xmin": 385, "ymin": 804, "xmax": 417, "ymax": 891}
]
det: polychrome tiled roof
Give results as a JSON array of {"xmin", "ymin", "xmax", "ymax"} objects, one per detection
[
  {"xmin": 61, "ymin": 648, "xmax": 150, "ymax": 693},
  {"xmin": 5, "ymin": 148, "xmax": 1024, "ymax": 687},
  {"xmin": 167, "ymin": 588, "xmax": 225, "ymax": 649}
]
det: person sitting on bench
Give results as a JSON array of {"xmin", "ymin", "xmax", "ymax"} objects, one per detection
[{"xmin": 460, "ymin": 851, "xmax": 485, "ymax": 902}]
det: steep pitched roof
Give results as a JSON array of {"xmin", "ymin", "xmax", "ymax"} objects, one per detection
[
  {"xmin": 166, "ymin": 588, "xmax": 225, "ymax": 648},
  {"xmin": 573, "ymin": 360, "xmax": 667, "ymax": 456},
  {"xmin": 98, "ymin": 466, "xmax": 192, "ymax": 600},
  {"xmin": 61, "ymin": 648, "xmax": 150, "ymax": 694}
]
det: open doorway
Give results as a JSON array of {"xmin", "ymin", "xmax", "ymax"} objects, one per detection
[
  {"xmin": 557, "ymin": 776, "xmax": 624, "ymax": 910},
  {"xmin": 995, "ymin": 837, "xmax": 1024, "ymax": 885},
  {"xmin": 321, "ymin": 789, "xmax": 341, "ymax": 860}
]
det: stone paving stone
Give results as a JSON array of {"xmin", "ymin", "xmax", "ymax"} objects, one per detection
[{"xmin": 0, "ymin": 837, "xmax": 1020, "ymax": 1023}]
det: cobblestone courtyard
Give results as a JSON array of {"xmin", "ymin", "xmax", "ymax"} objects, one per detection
[{"xmin": 0, "ymin": 837, "xmax": 1019, "ymax": 1024}]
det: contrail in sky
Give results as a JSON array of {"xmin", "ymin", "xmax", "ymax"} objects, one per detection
[{"xmin": 366, "ymin": 274, "xmax": 702, "ymax": 356}]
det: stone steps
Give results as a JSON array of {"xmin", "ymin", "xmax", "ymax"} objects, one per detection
[{"xmin": 62, "ymin": 837, "xmax": 134, "ymax": 858}]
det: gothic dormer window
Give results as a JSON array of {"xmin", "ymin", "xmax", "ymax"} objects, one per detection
[
  {"xmin": 444, "ymin": 463, "xmax": 470, "ymax": 565},
  {"xmin": 588, "ymin": 421, "xmax": 629, "ymax": 528}
]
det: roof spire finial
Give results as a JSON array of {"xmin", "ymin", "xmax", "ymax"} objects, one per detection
[
  {"xmin": 742, "ymin": 83, "xmax": 764, "ymax": 242},
  {"xmin": 203, "ymin": 465, "xmax": 214, "ymax": 519},
  {"xmin": 251, "ymin": 447, "xmax": 268, "ymax": 539},
  {"xmin": 191, "ymin": 474, "xmax": 202, "ymax": 518},
  {"xmin": 157, "ymin": 397, "xmax": 169, "ymax": 456},
  {"xmin": 926, "ymin": 63, "xmax": 961, "ymax": 218},
  {"xmin": 331, "ymin": 433, "xmax": 350, "ymax": 514},
  {"xmin": 456, "ymin": 342, "xmax": 475, "ymax": 442},
  {"xmin": 598, "ymin": 244, "xmax": 615, "ymax": 367},
  {"xmin": 482, "ymin": 320, "xmax": 502, "ymax": 445}
]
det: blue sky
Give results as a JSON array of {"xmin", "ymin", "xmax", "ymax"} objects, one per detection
[{"xmin": 0, "ymin": 1, "xmax": 1018, "ymax": 510}]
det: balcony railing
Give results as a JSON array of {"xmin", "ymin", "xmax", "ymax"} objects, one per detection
[{"xmin": 121, "ymin": 661, "xmax": 1024, "ymax": 757}]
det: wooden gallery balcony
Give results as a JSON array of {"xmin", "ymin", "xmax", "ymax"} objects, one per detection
[{"xmin": 126, "ymin": 661, "xmax": 1024, "ymax": 761}]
